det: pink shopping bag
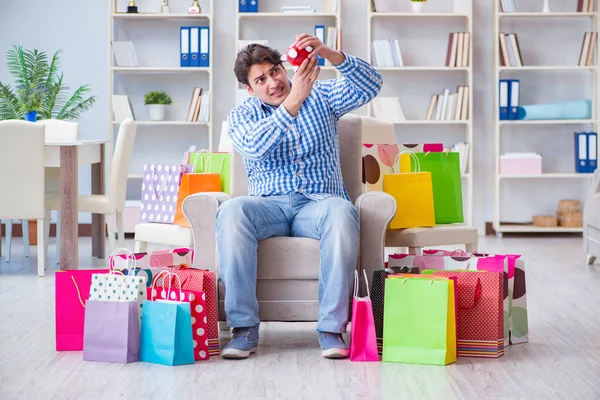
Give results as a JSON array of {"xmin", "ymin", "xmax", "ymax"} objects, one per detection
[
  {"xmin": 350, "ymin": 270, "xmax": 379, "ymax": 362},
  {"xmin": 55, "ymin": 269, "xmax": 109, "ymax": 351}
]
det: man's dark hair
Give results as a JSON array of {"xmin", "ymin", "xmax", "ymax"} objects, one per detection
[{"xmin": 234, "ymin": 44, "xmax": 283, "ymax": 86}]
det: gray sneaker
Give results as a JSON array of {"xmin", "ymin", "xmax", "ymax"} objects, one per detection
[
  {"xmin": 319, "ymin": 332, "xmax": 349, "ymax": 359},
  {"xmin": 221, "ymin": 325, "xmax": 259, "ymax": 359}
]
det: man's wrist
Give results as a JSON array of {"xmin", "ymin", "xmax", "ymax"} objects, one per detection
[{"xmin": 323, "ymin": 49, "xmax": 345, "ymax": 66}]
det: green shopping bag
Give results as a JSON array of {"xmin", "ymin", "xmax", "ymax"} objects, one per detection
[
  {"xmin": 187, "ymin": 151, "xmax": 231, "ymax": 194},
  {"xmin": 382, "ymin": 275, "xmax": 457, "ymax": 366},
  {"xmin": 402, "ymin": 152, "xmax": 463, "ymax": 224}
]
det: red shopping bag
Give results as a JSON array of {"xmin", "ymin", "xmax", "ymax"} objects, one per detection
[
  {"xmin": 55, "ymin": 269, "xmax": 109, "ymax": 351},
  {"xmin": 350, "ymin": 270, "xmax": 379, "ymax": 362}
]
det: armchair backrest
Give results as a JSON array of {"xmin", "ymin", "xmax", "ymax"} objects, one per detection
[
  {"xmin": 360, "ymin": 115, "xmax": 396, "ymax": 145},
  {"xmin": 229, "ymin": 114, "xmax": 363, "ymax": 203},
  {"xmin": 108, "ymin": 119, "xmax": 137, "ymax": 211}
]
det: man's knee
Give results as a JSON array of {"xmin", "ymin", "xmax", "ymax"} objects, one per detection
[
  {"xmin": 216, "ymin": 196, "xmax": 254, "ymax": 226},
  {"xmin": 322, "ymin": 198, "xmax": 358, "ymax": 226}
]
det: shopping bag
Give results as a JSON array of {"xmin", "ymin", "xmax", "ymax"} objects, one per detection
[
  {"xmin": 382, "ymin": 152, "xmax": 435, "ymax": 229},
  {"xmin": 173, "ymin": 157, "xmax": 222, "ymax": 227},
  {"xmin": 432, "ymin": 270, "xmax": 504, "ymax": 358},
  {"xmin": 187, "ymin": 150, "xmax": 232, "ymax": 194},
  {"xmin": 382, "ymin": 274, "xmax": 457, "ymax": 365},
  {"xmin": 55, "ymin": 269, "xmax": 109, "ymax": 351},
  {"xmin": 147, "ymin": 270, "xmax": 210, "ymax": 361},
  {"xmin": 82, "ymin": 300, "xmax": 140, "ymax": 363},
  {"xmin": 89, "ymin": 248, "xmax": 147, "ymax": 320},
  {"xmin": 165, "ymin": 266, "xmax": 220, "ymax": 356},
  {"xmin": 140, "ymin": 272, "xmax": 195, "ymax": 366},
  {"xmin": 140, "ymin": 163, "xmax": 192, "ymax": 224},
  {"xmin": 401, "ymin": 152, "xmax": 463, "ymax": 224},
  {"xmin": 362, "ymin": 143, "xmax": 443, "ymax": 192},
  {"xmin": 112, "ymin": 248, "xmax": 194, "ymax": 287},
  {"xmin": 350, "ymin": 270, "xmax": 379, "ymax": 362}
]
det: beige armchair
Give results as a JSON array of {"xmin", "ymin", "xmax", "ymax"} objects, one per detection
[
  {"xmin": 181, "ymin": 114, "xmax": 396, "ymax": 324},
  {"xmin": 583, "ymin": 168, "xmax": 600, "ymax": 264}
]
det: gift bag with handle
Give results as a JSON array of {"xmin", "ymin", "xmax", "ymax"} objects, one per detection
[
  {"xmin": 140, "ymin": 272, "xmax": 195, "ymax": 366},
  {"xmin": 140, "ymin": 163, "xmax": 192, "ymax": 224},
  {"xmin": 173, "ymin": 155, "xmax": 222, "ymax": 227},
  {"xmin": 187, "ymin": 150, "xmax": 232, "ymax": 194},
  {"xmin": 383, "ymin": 152, "xmax": 435, "ymax": 229},
  {"xmin": 350, "ymin": 270, "xmax": 379, "ymax": 362}
]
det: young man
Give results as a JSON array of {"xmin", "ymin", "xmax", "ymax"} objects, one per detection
[{"xmin": 218, "ymin": 34, "xmax": 382, "ymax": 359}]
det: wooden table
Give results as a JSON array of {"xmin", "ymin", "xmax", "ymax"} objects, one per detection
[{"xmin": 45, "ymin": 139, "xmax": 108, "ymax": 270}]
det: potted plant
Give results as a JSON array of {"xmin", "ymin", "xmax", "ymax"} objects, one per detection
[
  {"xmin": 144, "ymin": 91, "xmax": 172, "ymax": 121},
  {"xmin": 0, "ymin": 45, "xmax": 96, "ymax": 121},
  {"xmin": 410, "ymin": 0, "xmax": 426, "ymax": 13}
]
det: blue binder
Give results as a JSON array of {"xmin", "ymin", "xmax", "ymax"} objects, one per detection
[
  {"xmin": 180, "ymin": 27, "xmax": 190, "ymax": 67},
  {"xmin": 499, "ymin": 80, "xmax": 510, "ymax": 120},
  {"xmin": 575, "ymin": 132, "xmax": 588, "ymax": 173},
  {"xmin": 239, "ymin": 0, "xmax": 248, "ymax": 12},
  {"xmin": 199, "ymin": 27, "xmax": 210, "ymax": 67},
  {"xmin": 314, "ymin": 25, "xmax": 325, "ymax": 66},
  {"xmin": 248, "ymin": 0, "xmax": 258, "ymax": 12},
  {"xmin": 189, "ymin": 27, "xmax": 200, "ymax": 67},
  {"xmin": 588, "ymin": 132, "xmax": 598, "ymax": 173},
  {"xmin": 508, "ymin": 79, "xmax": 520, "ymax": 120}
]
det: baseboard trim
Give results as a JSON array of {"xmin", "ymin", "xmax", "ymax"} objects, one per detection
[{"xmin": 0, "ymin": 223, "xmax": 135, "ymax": 239}]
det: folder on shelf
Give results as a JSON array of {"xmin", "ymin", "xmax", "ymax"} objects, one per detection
[
  {"xmin": 200, "ymin": 27, "xmax": 210, "ymax": 67},
  {"xmin": 575, "ymin": 132, "xmax": 588, "ymax": 173},
  {"xmin": 499, "ymin": 80, "xmax": 510, "ymax": 120},
  {"xmin": 588, "ymin": 132, "xmax": 598, "ymax": 173},
  {"xmin": 248, "ymin": 0, "xmax": 258, "ymax": 12},
  {"xmin": 180, "ymin": 27, "xmax": 190, "ymax": 67},
  {"xmin": 190, "ymin": 27, "xmax": 200, "ymax": 67},
  {"xmin": 315, "ymin": 25, "xmax": 325, "ymax": 66},
  {"xmin": 508, "ymin": 79, "xmax": 520, "ymax": 120},
  {"xmin": 239, "ymin": 0, "xmax": 248, "ymax": 12}
]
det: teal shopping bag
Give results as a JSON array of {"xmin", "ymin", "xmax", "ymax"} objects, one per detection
[{"xmin": 140, "ymin": 274, "xmax": 195, "ymax": 366}]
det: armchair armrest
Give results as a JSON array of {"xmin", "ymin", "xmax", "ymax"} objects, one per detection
[
  {"xmin": 355, "ymin": 191, "xmax": 396, "ymax": 297},
  {"xmin": 182, "ymin": 192, "xmax": 231, "ymax": 271}
]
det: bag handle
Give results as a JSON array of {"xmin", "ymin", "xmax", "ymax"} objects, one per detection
[
  {"xmin": 71, "ymin": 276, "xmax": 86, "ymax": 308},
  {"xmin": 150, "ymin": 169, "xmax": 167, "ymax": 198},
  {"xmin": 150, "ymin": 269, "xmax": 183, "ymax": 302},
  {"xmin": 458, "ymin": 277, "xmax": 482, "ymax": 310},
  {"xmin": 192, "ymin": 150, "xmax": 226, "ymax": 175},
  {"xmin": 392, "ymin": 151, "xmax": 421, "ymax": 174},
  {"xmin": 109, "ymin": 247, "xmax": 136, "ymax": 276},
  {"xmin": 353, "ymin": 269, "xmax": 371, "ymax": 299}
]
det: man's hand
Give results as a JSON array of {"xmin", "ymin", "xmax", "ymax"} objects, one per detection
[
  {"xmin": 283, "ymin": 56, "xmax": 320, "ymax": 116},
  {"xmin": 294, "ymin": 33, "xmax": 345, "ymax": 66}
]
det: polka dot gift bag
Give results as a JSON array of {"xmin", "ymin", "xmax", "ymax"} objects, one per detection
[
  {"xmin": 139, "ymin": 163, "xmax": 193, "ymax": 224},
  {"xmin": 146, "ymin": 270, "xmax": 210, "ymax": 361},
  {"xmin": 89, "ymin": 248, "xmax": 147, "ymax": 322}
]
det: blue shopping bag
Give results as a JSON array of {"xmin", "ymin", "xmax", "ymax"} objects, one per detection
[{"xmin": 140, "ymin": 271, "xmax": 194, "ymax": 366}]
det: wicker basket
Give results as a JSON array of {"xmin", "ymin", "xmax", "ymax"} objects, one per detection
[
  {"xmin": 558, "ymin": 199, "xmax": 582, "ymax": 213},
  {"xmin": 556, "ymin": 211, "xmax": 583, "ymax": 227},
  {"xmin": 532, "ymin": 215, "xmax": 558, "ymax": 227}
]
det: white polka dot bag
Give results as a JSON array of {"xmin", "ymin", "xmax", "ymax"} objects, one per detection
[
  {"xmin": 139, "ymin": 163, "xmax": 193, "ymax": 224},
  {"xmin": 89, "ymin": 248, "xmax": 147, "ymax": 322},
  {"xmin": 147, "ymin": 270, "xmax": 210, "ymax": 361}
]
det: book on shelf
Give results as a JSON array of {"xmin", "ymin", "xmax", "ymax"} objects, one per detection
[
  {"xmin": 112, "ymin": 95, "xmax": 134, "ymax": 122},
  {"xmin": 238, "ymin": 39, "xmax": 269, "ymax": 51},
  {"xmin": 371, "ymin": 0, "xmax": 388, "ymax": 12},
  {"xmin": 578, "ymin": 32, "xmax": 597, "ymax": 66},
  {"xmin": 446, "ymin": 32, "xmax": 470, "ymax": 67},
  {"xmin": 499, "ymin": 0, "xmax": 516, "ymax": 12},
  {"xmin": 444, "ymin": 142, "xmax": 470, "ymax": 174},
  {"xmin": 186, "ymin": 88, "xmax": 210, "ymax": 122},
  {"xmin": 281, "ymin": 6, "xmax": 315, "ymax": 13},
  {"xmin": 425, "ymin": 85, "xmax": 469, "ymax": 121},
  {"xmin": 371, "ymin": 39, "xmax": 403, "ymax": 67},
  {"xmin": 498, "ymin": 33, "xmax": 523, "ymax": 67},
  {"xmin": 112, "ymin": 41, "xmax": 139, "ymax": 67},
  {"xmin": 577, "ymin": 0, "xmax": 596, "ymax": 12},
  {"xmin": 371, "ymin": 97, "xmax": 405, "ymax": 122},
  {"xmin": 322, "ymin": 0, "xmax": 339, "ymax": 13}
]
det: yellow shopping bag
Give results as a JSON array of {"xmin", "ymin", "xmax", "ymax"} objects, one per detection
[{"xmin": 383, "ymin": 152, "xmax": 435, "ymax": 229}]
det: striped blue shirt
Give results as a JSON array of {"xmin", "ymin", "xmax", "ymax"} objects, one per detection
[{"xmin": 227, "ymin": 53, "xmax": 382, "ymax": 201}]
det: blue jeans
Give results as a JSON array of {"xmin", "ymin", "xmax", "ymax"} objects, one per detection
[{"xmin": 215, "ymin": 193, "xmax": 359, "ymax": 334}]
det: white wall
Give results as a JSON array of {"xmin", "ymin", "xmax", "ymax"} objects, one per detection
[{"xmin": 1, "ymin": 0, "xmax": 591, "ymax": 231}]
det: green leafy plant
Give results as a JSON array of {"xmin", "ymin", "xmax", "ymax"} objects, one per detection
[
  {"xmin": 411, "ymin": 0, "xmax": 426, "ymax": 2},
  {"xmin": 144, "ymin": 91, "xmax": 173, "ymax": 105},
  {"xmin": 0, "ymin": 45, "xmax": 96, "ymax": 120}
]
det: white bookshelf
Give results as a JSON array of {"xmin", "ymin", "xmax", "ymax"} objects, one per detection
[
  {"xmin": 492, "ymin": 2, "xmax": 598, "ymax": 236},
  {"xmin": 109, "ymin": 0, "xmax": 214, "ymax": 231},
  {"xmin": 367, "ymin": 0, "xmax": 474, "ymax": 227},
  {"xmin": 235, "ymin": 1, "xmax": 341, "ymax": 105}
]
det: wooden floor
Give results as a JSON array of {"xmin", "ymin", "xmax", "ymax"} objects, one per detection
[{"xmin": 1, "ymin": 236, "xmax": 599, "ymax": 400}]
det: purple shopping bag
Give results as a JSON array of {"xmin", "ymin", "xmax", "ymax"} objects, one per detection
[
  {"xmin": 140, "ymin": 163, "xmax": 192, "ymax": 224},
  {"xmin": 83, "ymin": 300, "xmax": 140, "ymax": 363}
]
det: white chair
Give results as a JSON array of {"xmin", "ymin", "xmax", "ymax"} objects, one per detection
[
  {"xmin": 0, "ymin": 120, "xmax": 49, "ymax": 276},
  {"xmin": 3, "ymin": 119, "xmax": 79, "ymax": 262},
  {"xmin": 45, "ymin": 119, "xmax": 137, "ymax": 254}
]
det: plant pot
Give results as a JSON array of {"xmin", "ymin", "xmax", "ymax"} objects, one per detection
[
  {"xmin": 147, "ymin": 104, "xmax": 167, "ymax": 121},
  {"xmin": 411, "ymin": 1, "xmax": 426, "ymax": 13},
  {"xmin": 24, "ymin": 111, "xmax": 37, "ymax": 122}
]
